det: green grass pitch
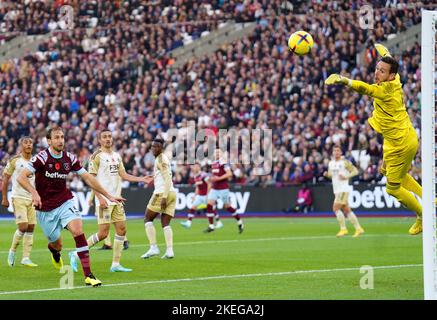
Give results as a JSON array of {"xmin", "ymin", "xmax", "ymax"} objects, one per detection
[{"xmin": 0, "ymin": 217, "xmax": 424, "ymax": 300}]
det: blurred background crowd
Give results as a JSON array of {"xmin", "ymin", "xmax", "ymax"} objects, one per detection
[{"xmin": 0, "ymin": 0, "xmax": 429, "ymax": 190}]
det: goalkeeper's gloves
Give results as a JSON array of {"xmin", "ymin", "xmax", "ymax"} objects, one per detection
[
  {"xmin": 375, "ymin": 43, "xmax": 391, "ymax": 57},
  {"xmin": 324, "ymin": 74, "xmax": 351, "ymax": 86}
]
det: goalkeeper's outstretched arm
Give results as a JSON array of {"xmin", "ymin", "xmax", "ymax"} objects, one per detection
[
  {"xmin": 324, "ymin": 74, "xmax": 386, "ymax": 100},
  {"xmin": 324, "ymin": 43, "xmax": 396, "ymax": 100}
]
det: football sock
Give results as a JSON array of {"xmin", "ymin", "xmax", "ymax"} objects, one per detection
[
  {"xmin": 347, "ymin": 211, "xmax": 362, "ymax": 230},
  {"xmin": 207, "ymin": 204, "xmax": 215, "ymax": 228},
  {"xmin": 112, "ymin": 234, "xmax": 124, "ymax": 266},
  {"xmin": 226, "ymin": 206, "xmax": 236, "ymax": 214},
  {"xmin": 10, "ymin": 229, "xmax": 24, "ymax": 252},
  {"xmin": 145, "ymin": 221, "xmax": 157, "ymax": 246},
  {"xmin": 48, "ymin": 243, "xmax": 61, "ymax": 262},
  {"xmin": 188, "ymin": 209, "xmax": 195, "ymax": 221},
  {"xmin": 386, "ymin": 183, "xmax": 422, "ymax": 218},
  {"xmin": 163, "ymin": 226, "xmax": 173, "ymax": 253},
  {"xmin": 74, "ymin": 234, "xmax": 92, "ymax": 277},
  {"xmin": 104, "ymin": 229, "xmax": 112, "ymax": 246},
  {"xmin": 87, "ymin": 233, "xmax": 100, "ymax": 248},
  {"xmin": 22, "ymin": 232, "xmax": 34, "ymax": 259},
  {"xmin": 335, "ymin": 210, "xmax": 346, "ymax": 229}
]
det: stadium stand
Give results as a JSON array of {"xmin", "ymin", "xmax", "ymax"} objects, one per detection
[{"xmin": 0, "ymin": 0, "xmax": 430, "ymax": 189}]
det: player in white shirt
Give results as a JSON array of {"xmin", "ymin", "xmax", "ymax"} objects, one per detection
[
  {"xmin": 141, "ymin": 138, "xmax": 177, "ymax": 259},
  {"xmin": 324, "ymin": 145, "xmax": 364, "ymax": 237},
  {"xmin": 1, "ymin": 137, "xmax": 38, "ymax": 267},
  {"xmin": 71, "ymin": 129, "xmax": 149, "ymax": 273}
]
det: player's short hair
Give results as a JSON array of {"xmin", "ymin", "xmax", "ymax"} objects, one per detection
[
  {"xmin": 153, "ymin": 138, "xmax": 165, "ymax": 145},
  {"xmin": 333, "ymin": 145, "xmax": 342, "ymax": 150},
  {"xmin": 380, "ymin": 56, "xmax": 399, "ymax": 74},
  {"xmin": 98, "ymin": 128, "xmax": 112, "ymax": 139},
  {"xmin": 46, "ymin": 127, "xmax": 63, "ymax": 140},
  {"xmin": 19, "ymin": 136, "xmax": 33, "ymax": 144}
]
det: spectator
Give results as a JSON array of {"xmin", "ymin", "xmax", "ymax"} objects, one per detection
[{"xmin": 282, "ymin": 183, "xmax": 313, "ymax": 214}]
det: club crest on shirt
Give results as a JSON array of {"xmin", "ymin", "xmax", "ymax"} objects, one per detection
[{"xmin": 63, "ymin": 163, "xmax": 71, "ymax": 171}]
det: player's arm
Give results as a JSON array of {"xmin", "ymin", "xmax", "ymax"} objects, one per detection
[
  {"xmin": 1, "ymin": 172, "xmax": 11, "ymax": 207},
  {"xmin": 205, "ymin": 176, "xmax": 211, "ymax": 193},
  {"xmin": 375, "ymin": 43, "xmax": 391, "ymax": 58},
  {"xmin": 87, "ymin": 154, "xmax": 108, "ymax": 207},
  {"xmin": 118, "ymin": 161, "xmax": 151, "ymax": 184},
  {"xmin": 325, "ymin": 74, "xmax": 387, "ymax": 100},
  {"xmin": 17, "ymin": 168, "xmax": 42, "ymax": 209},
  {"xmin": 323, "ymin": 166, "xmax": 332, "ymax": 179},
  {"xmin": 88, "ymin": 172, "xmax": 109, "ymax": 208},
  {"xmin": 80, "ymin": 171, "xmax": 125, "ymax": 204},
  {"xmin": 88, "ymin": 190, "xmax": 95, "ymax": 207},
  {"xmin": 2, "ymin": 159, "xmax": 15, "ymax": 207},
  {"xmin": 211, "ymin": 168, "xmax": 233, "ymax": 182},
  {"xmin": 87, "ymin": 153, "xmax": 116, "ymax": 207},
  {"xmin": 160, "ymin": 160, "xmax": 172, "ymax": 199},
  {"xmin": 344, "ymin": 161, "xmax": 359, "ymax": 179},
  {"xmin": 325, "ymin": 44, "xmax": 394, "ymax": 100},
  {"xmin": 158, "ymin": 159, "xmax": 172, "ymax": 210}
]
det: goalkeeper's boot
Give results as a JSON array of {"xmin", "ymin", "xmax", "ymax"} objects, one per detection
[
  {"xmin": 7, "ymin": 250, "xmax": 15, "ymax": 267},
  {"xmin": 336, "ymin": 229, "xmax": 349, "ymax": 237},
  {"xmin": 68, "ymin": 251, "xmax": 79, "ymax": 272},
  {"xmin": 85, "ymin": 273, "xmax": 102, "ymax": 287},
  {"xmin": 408, "ymin": 218, "xmax": 422, "ymax": 235},
  {"xmin": 51, "ymin": 254, "xmax": 63, "ymax": 270},
  {"xmin": 375, "ymin": 43, "xmax": 391, "ymax": 57},
  {"xmin": 353, "ymin": 227, "xmax": 365, "ymax": 238},
  {"xmin": 21, "ymin": 257, "xmax": 38, "ymax": 267}
]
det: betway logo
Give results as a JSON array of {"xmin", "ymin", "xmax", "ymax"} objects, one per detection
[
  {"xmin": 349, "ymin": 186, "xmax": 407, "ymax": 209},
  {"xmin": 175, "ymin": 190, "xmax": 250, "ymax": 214},
  {"xmin": 45, "ymin": 171, "xmax": 68, "ymax": 179},
  {"xmin": 70, "ymin": 190, "xmax": 251, "ymax": 216}
]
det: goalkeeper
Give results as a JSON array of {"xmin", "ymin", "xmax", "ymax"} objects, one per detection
[{"xmin": 324, "ymin": 44, "xmax": 422, "ymax": 235}]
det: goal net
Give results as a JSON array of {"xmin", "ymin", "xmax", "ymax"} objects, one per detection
[{"xmin": 421, "ymin": 9, "xmax": 437, "ymax": 300}]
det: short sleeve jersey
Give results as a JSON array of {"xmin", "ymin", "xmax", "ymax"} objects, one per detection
[
  {"xmin": 3, "ymin": 155, "xmax": 34, "ymax": 200},
  {"xmin": 211, "ymin": 161, "xmax": 230, "ymax": 190},
  {"xmin": 27, "ymin": 149, "xmax": 86, "ymax": 211},
  {"xmin": 88, "ymin": 149, "xmax": 125, "ymax": 206}
]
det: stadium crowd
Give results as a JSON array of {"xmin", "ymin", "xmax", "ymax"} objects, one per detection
[{"xmin": 0, "ymin": 0, "xmax": 429, "ymax": 190}]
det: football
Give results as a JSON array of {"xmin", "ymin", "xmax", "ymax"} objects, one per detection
[{"xmin": 288, "ymin": 30, "xmax": 314, "ymax": 56}]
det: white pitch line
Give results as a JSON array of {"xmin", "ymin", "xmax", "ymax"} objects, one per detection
[
  {"xmin": 0, "ymin": 233, "xmax": 412, "ymax": 255},
  {"xmin": 0, "ymin": 264, "xmax": 422, "ymax": 296}
]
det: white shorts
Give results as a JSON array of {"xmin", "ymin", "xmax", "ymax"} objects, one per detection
[
  {"xmin": 192, "ymin": 195, "xmax": 207, "ymax": 208},
  {"xmin": 207, "ymin": 189, "xmax": 230, "ymax": 205}
]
